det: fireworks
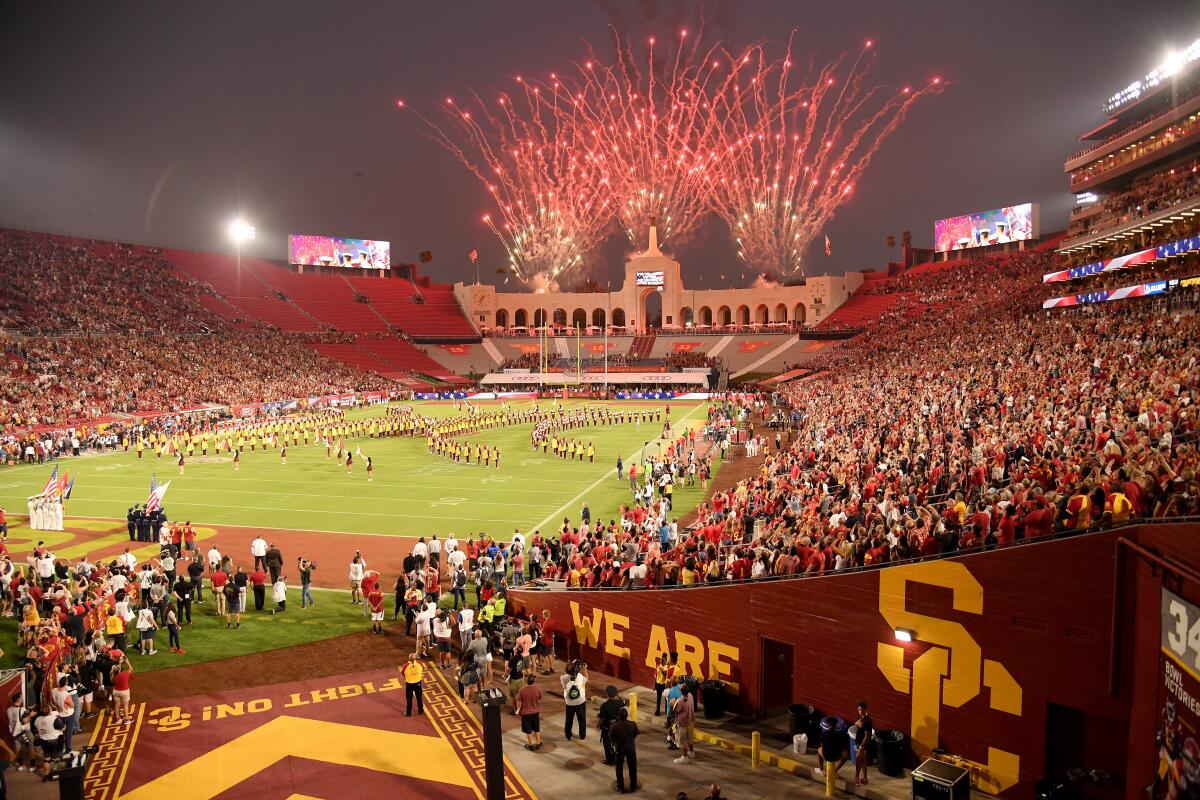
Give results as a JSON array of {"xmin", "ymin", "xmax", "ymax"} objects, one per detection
[
  {"xmin": 526, "ymin": 28, "xmax": 746, "ymax": 249},
  {"xmin": 404, "ymin": 86, "xmax": 612, "ymax": 287},
  {"xmin": 402, "ymin": 29, "xmax": 939, "ymax": 287},
  {"xmin": 706, "ymin": 36, "xmax": 943, "ymax": 279}
]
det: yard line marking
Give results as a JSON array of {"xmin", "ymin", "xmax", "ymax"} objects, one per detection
[{"xmin": 526, "ymin": 403, "xmax": 707, "ymax": 535}]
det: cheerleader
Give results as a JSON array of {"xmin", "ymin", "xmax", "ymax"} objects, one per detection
[
  {"xmin": 280, "ymin": 446, "xmax": 287, "ymax": 466},
  {"xmin": 178, "ymin": 451, "xmax": 186, "ymax": 475},
  {"xmin": 233, "ymin": 449, "xmax": 240, "ymax": 471},
  {"xmin": 345, "ymin": 451, "xmax": 353, "ymax": 474},
  {"xmin": 366, "ymin": 456, "xmax": 374, "ymax": 482}
]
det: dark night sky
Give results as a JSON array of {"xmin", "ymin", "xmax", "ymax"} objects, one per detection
[{"xmin": 2, "ymin": 1, "xmax": 1198, "ymax": 287}]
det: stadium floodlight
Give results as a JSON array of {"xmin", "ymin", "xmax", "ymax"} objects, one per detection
[{"xmin": 228, "ymin": 219, "xmax": 256, "ymax": 242}]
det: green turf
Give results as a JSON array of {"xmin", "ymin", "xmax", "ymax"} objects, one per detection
[
  {"xmin": 0, "ymin": 400, "xmax": 716, "ymax": 539},
  {"xmin": 0, "ymin": 587, "xmax": 389, "ymax": 672}
]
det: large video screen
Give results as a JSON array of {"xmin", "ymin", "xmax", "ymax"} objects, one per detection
[
  {"xmin": 288, "ymin": 234, "xmax": 391, "ymax": 268},
  {"xmin": 934, "ymin": 203, "xmax": 1037, "ymax": 253},
  {"xmin": 636, "ymin": 271, "xmax": 664, "ymax": 286}
]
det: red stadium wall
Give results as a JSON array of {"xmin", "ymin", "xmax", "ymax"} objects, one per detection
[{"xmin": 510, "ymin": 524, "xmax": 1200, "ymax": 800}]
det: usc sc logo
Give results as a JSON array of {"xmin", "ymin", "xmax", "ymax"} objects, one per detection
[{"xmin": 876, "ymin": 562, "xmax": 1022, "ymax": 794}]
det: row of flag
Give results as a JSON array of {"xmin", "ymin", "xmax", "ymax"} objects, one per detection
[{"xmin": 40, "ymin": 465, "xmax": 74, "ymax": 502}]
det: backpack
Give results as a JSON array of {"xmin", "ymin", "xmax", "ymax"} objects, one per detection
[{"xmin": 566, "ymin": 679, "xmax": 581, "ymax": 701}]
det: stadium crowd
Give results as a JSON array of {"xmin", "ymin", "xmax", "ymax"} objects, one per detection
[{"xmin": 1066, "ymin": 158, "xmax": 1200, "ymax": 241}]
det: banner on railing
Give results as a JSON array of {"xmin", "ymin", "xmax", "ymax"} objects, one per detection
[
  {"xmin": 480, "ymin": 372, "xmax": 708, "ymax": 386},
  {"xmin": 1042, "ymin": 277, "xmax": 1183, "ymax": 309},
  {"xmin": 1044, "ymin": 234, "xmax": 1200, "ymax": 283}
]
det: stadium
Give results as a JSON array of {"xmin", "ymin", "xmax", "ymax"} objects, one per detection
[{"xmin": 2, "ymin": 4, "xmax": 1199, "ymax": 800}]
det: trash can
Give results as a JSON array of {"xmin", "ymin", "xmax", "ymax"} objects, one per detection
[
  {"xmin": 701, "ymin": 680, "xmax": 726, "ymax": 719},
  {"xmin": 788, "ymin": 703, "xmax": 816, "ymax": 737},
  {"xmin": 819, "ymin": 716, "xmax": 847, "ymax": 762},
  {"xmin": 876, "ymin": 729, "xmax": 906, "ymax": 777}
]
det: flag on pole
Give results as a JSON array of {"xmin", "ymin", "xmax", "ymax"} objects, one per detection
[
  {"xmin": 146, "ymin": 476, "xmax": 171, "ymax": 513},
  {"xmin": 41, "ymin": 465, "xmax": 59, "ymax": 497},
  {"xmin": 824, "ymin": 235, "xmax": 832, "ymax": 257},
  {"xmin": 57, "ymin": 470, "xmax": 70, "ymax": 498},
  {"xmin": 63, "ymin": 478, "xmax": 75, "ymax": 501},
  {"xmin": 468, "ymin": 248, "xmax": 479, "ymax": 263}
]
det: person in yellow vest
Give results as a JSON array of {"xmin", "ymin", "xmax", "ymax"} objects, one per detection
[
  {"xmin": 402, "ymin": 654, "xmax": 425, "ymax": 716},
  {"xmin": 587, "ymin": 442, "xmax": 595, "ymax": 463},
  {"xmin": 136, "ymin": 438, "xmax": 145, "ymax": 459}
]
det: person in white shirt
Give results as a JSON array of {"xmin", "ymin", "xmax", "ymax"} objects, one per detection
[
  {"xmin": 411, "ymin": 538, "xmax": 429, "ymax": 568},
  {"xmin": 48, "ymin": 500, "xmax": 63, "ymax": 532},
  {"xmin": 560, "ymin": 663, "xmax": 589, "ymax": 740},
  {"xmin": 447, "ymin": 547, "xmax": 467, "ymax": 573},
  {"xmin": 457, "ymin": 606, "xmax": 475, "ymax": 651},
  {"xmin": 414, "ymin": 602, "xmax": 434, "ymax": 657},
  {"xmin": 348, "ymin": 557, "xmax": 365, "ymax": 604},
  {"xmin": 250, "ymin": 536, "xmax": 268, "ymax": 572},
  {"xmin": 271, "ymin": 576, "xmax": 288, "ymax": 614},
  {"xmin": 444, "ymin": 533, "xmax": 458, "ymax": 554},
  {"xmin": 135, "ymin": 607, "xmax": 157, "ymax": 655},
  {"xmin": 117, "ymin": 549, "xmax": 137, "ymax": 572},
  {"xmin": 428, "ymin": 535, "xmax": 442, "ymax": 571},
  {"xmin": 35, "ymin": 553, "xmax": 55, "ymax": 584},
  {"xmin": 207, "ymin": 545, "xmax": 222, "ymax": 572}
]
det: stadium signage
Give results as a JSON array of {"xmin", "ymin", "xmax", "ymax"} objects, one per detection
[
  {"xmin": 933, "ymin": 203, "xmax": 1038, "ymax": 252},
  {"xmin": 479, "ymin": 372, "xmax": 707, "ymax": 385},
  {"xmin": 568, "ymin": 601, "xmax": 741, "ymax": 693},
  {"xmin": 1042, "ymin": 274, "xmax": 1192, "ymax": 309},
  {"xmin": 635, "ymin": 270, "xmax": 664, "ymax": 286},
  {"xmin": 287, "ymin": 234, "xmax": 390, "ymax": 268},
  {"xmin": 1044, "ymin": 234, "xmax": 1200, "ymax": 283}
]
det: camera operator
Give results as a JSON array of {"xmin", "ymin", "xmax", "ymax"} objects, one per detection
[
  {"xmin": 560, "ymin": 659, "xmax": 588, "ymax": 741},
  {"xmin": 298, "ymin": 558, "xmax": 317, "ymax": 609}
]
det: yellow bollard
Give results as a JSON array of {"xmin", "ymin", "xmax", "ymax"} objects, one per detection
[
  {"xmin": 628, "ymin": 690, "xmax": 638, "ymax": 722},
  {"xmin": 825, "ymin": 761, "xmax": 836, "ymax": 797},
  {"xmin": 751, "ymin": 730, "xmax": 761, "ymax": 769}
]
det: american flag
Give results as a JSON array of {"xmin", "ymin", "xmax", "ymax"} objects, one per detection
[
  {"xmin": 468, "ymin": 248, "xmax": 479, "ymax": 264},
  {"xmin": 41, "ymin": 465, "xmax": 60, "ymax": 501},
  {"xmin": 146, "ymin": 475, "xmax": 171, "ymax": 513}
]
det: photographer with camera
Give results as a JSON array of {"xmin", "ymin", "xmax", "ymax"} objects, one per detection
[
  {"xmin": 298, "ymin": 558, "xmax": 316, "ymax": 609},
  {"xmin": 560, "ymin": 659, "xmax": 588, "ymax": 741}
]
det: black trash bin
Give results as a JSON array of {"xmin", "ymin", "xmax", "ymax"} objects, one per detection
[
  {"xmin": 701, "ymin": 680, "xmax": 726, "ymax": 719},
  {"xmin": 787, "ymin": 704, "xmax": 815, "ymax": 737},
  {"xmin": 819, "ymin": 716, "xmax": 847, "ymax": 761},
  {"xmin": 876, "ymin": 729, "xmax": 906, "ymax": 777}
]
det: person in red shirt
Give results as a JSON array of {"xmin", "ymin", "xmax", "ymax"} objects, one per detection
[
  {"xmin": 250, "ymin": 568, "xmax": 267, "ymax": 611},
  {"xmin": 367, "ymin": 584, "xmax": 385, "ymax": 635},
  {"xmin": 996, "ymin": 506, "xmax": 1017, "ymax": 547},
  {"xmin": 111, "ymin": 656, "xmax": 134, "ymax": 724},
  {"xmin": 730, "ymin": 551, "xmax": 752, "ymax": 581},
  {"xmin": 210, "ymin": 569, "xmax": 228, "ymax": 616}
]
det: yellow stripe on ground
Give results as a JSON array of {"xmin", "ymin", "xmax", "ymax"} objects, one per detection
[{"xmin": 116, "ymin": 715, "xmax": 475, "ymax": 800}]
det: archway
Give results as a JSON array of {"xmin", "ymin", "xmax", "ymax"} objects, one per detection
[
  {"xmin": 513, "ymin": 308, "xmax": 528, "ymax": 327},
  {"xmin": 679, "ymin": 306, "xmax": 693, "ymax": 326},
  {"xmin": 572, "ymin": 308, "xmax": 588, "ymax": 330},
  {"xmin": 718, "ymin": 306, "xmax": 731, "ymax": 326},
  {"xmin": 736, "ymin": 305, "xmax": 750, "ymax": 326},
  {"xmin": 494, "ymin": 308, "xmax": 509, "ymax": 328},
  {"xmin": 533, "ymin": 309, "xmax": 547, "ymax": 327},
  {"xmin": 643, "ymin": 289, "xmax": 663, "ymax": 331},
  {"xmin": 793, "ymin": 303, "xmax": 807, "ymax": 326},
  {"xmin": 552, "ymin": 308, "xmax": 567, "ymax": 327},
  {"xmin": 592, "ymin": 308, "xmax": 606, "ymax": 328},
  {"xmin": 612, "ymin": 308, "xmax": 626, "ymax": 327},
  {"xmin": 754, "ymin": 304, "xmax": 769, "ymax": 324},
  {"xmin": 699, "ymin": 306, "xmax": 713, "ymax": 325}
]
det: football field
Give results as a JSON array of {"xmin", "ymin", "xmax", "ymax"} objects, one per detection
[{"xmin": 3, "ymin": 399, "xmax": 715, "ymax": 540}]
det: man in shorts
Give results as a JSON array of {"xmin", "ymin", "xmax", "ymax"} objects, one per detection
[
  {"xmin": 515, "ymin": 674, "xmax": 543, "ymax": 751},
  {"xmin": 367, "ymin": 582, "xmax": 385, "ymax": 635}
]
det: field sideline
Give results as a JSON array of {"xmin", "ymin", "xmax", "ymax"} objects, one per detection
[{"xmin": 2, "ymin": 399, "xmax": 717, "ymax": 540}]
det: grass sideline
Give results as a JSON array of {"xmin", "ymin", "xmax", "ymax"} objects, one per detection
[{"xmin": 1, "ymin": 399, "xmax": 720, "ymax": 671}]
